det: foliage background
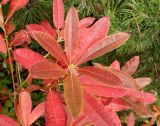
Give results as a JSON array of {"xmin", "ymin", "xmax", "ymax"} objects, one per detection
[{"xmin": 0, "ymin": 0, "xmax": 160, "ymax": 124}]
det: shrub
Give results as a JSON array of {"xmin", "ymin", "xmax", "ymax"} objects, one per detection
[{"xmin": 0, "ymin": 0, "xmax": 156, "ymax": 125}]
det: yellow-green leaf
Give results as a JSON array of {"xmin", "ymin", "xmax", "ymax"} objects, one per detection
[{"xmin": 64, "ymin": 74, "xmax": 83, "ymax": 117}]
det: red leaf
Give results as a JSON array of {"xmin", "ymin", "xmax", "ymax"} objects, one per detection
[
  {"xmin": 26, "ymin": 24, "xmax": 68, "ymax": 65},
  {"xmin": 26, "ymin": 85, "xmax": 41, "ymax": 92},
  {"xmin": 150, "ymin": 113, "xmax": 159, "ymax": 125},
  {"xmin": 121, "ymin": 56, "xmax": 139, "ymax": 75},
  {"xmin": 78, "ymin": 27, "xmax": 88, "ymax": 38},
  {"xmin": 79, "ymin": 17, "xmax": 96, "ymax": 28},
  {"xmin": 53, "ymin": 0, "xmax": 64, "ymax": 30},
  {"xmin": 45, "ymin": 91, "xmax": 67, "ymax": 126},
  {"xmin": 64, "ymin": 7, "xmax": 79, "ymax": 64},
  {"xmin": 40, "ymin": 20, "xmax": 56, "ymax": 37},
  {"xmin": 132, "ymin": 92, "xmax": 156, "ymax": 105},
  {"xmin": 96, "ymin": 64, "xmax": 138, "ymax": 89},
  {"xmin": 13, "ymin": 48, "xmax": 44, "ymax": 70},
  {"xmin": 127, "ymin": 112, "xmax": 135, "ymax": 126},
  {"xmin": 6, "ymin": 0, "xmax": 29, "ymax": 23},
  {"xmin": 15, "ymin": 102, "xmax": 23, "ymax": 126},
  {"xmin": 18, "ymin": 91, "xmax": 32, "ymax": 126},
  {"xmin": 73, "ymin": 16, "xmax": 110, "ymax": 64},
  {"xmin": 71, "ymin": 115, "xmax": 90, "ymax": 126},
  {"xmin": 30, "ymin": 60, "xmax": 67, "ymax": 79},
  {"xmin": 10, "ymin": 30, "xmax": 31, "ymax": 46},
  {"xmin": 105, "ymin": 102, "xmax": 129, "ymax": 112},
  {"xmin": 79, "ymin": 16, "xmax": 110, "ymax": 48},
  {"xmin": 26, "ymin": 75, "xmax": 33, "ymax": 85},
  {"xmin": 83, "ymin": 84, "xmax": 138, "ymax": 98},
  {"xmin": 78, "ymin": 66, "xmax": 123, "ymax": 86},
  {"xmin": 121, "ymin": 97, "xmax": 153, "ymax": 118},
  {"xmin": 79, "ymin": 75, "xmax": 156, "ymax": 104},
  {"xmin": 1, "ymin": 0, "xmax": 9, "ymax": 4},
  {"xmin": 101, "ymin": 97, "xmax": 113, "ymax": 106},
  {"xmin": 28, "ymin": 102, "xmax": 45, "ymax": 125},
  {"xmin": 43, "ymin": 79, "xmax": 57, "ymax": 86},
  {"xmin": 104, "ymin": 67, "xmax": 138, "ymax": 89},
  {"xmin": 110, "ymin": 60, "xmax": 120, "ymax": 71},
  {"xmin": 83, "ymin": 90, "xmax": 121, "ymax": 126},
  {"xmin": 158, "ymin": 120, "xmax": 160, "ymax": 126},
  {"xmin": 0, "ymin": 4, "xmax": 4, "ymax": 29},
  {"xmin": 76, "ymin": 32, "xmax": 130, "ymax": 65},
  {"xmin": 0, "ymin": 114, "xmax": 19, "ymax": 126},
  {"xmin": 0, "ymin": 34, "xmax": 7, "ymax": 54},
  {"xmin": 5, "ymin": 20, "xmax": 16, "ymax": 35},
  {"xmin": 135, "ymin": 77, "xmax": 152, "ymax": 89},
  {"xmin": 93, "ymin": 62, "xmax": 104, "ymax": 68}
]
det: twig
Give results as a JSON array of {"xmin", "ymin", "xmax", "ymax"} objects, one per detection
[{"xmin": 3, "ymin": 29, "xmax": 16, "ymax": 103}]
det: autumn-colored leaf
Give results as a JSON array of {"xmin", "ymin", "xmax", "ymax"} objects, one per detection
[
  {"xmin": 121, "ymin": 97, "xmax": 153, "ymax": 118},
  {"xmin": 127, "ymin": 112, "xmax": 135, "ymax": 126},
  {"xmin": 135, "ymin": 77, "xmax": 152, "ymax": 89},
  {"xmin": 101, "ymin": 97, "xmax": 113, "ymax": 106},
  {"xmin": 30, "ymin": 60, "xmax": 67, "ymax": 79},
  {"xmin": 158, "ymin": 120, "xmax": 160, "ymax": 126},
  {"xmin": 40, "ymin": 20, "xmax": 56, "ymax": 37},
  {"xmin": 26, "ymin": 85, "xmax": 41, "ymax": 92},
  {"xmin": 28, "ymin": 102, "xmax": 45, "ymax": 125},
  {"xmin": 13, "ymin": 48, "xmax": 44, "ymax": 70},
  {"xmin": 15, "ymin": 102, "xmax": 23, "ymax": 126},
  {"xmin": 79, "ymin": 75, "xmax": 156, "ymax": 104},
  {"xmin": 0, "ymin": 4, "xmax": 4, "ymax": 29},
  {"xmin": 133, "ymin": 92, "xmax": 156, "ymax": 105},
  {"xmin": 79, "ymin": 17, "xmax": 96, "ymax": 28},
  {"xmin": 26, "ymin": 75, "xmax": 33, "ymax": 85},
  {"xmin": 26, "ymin": 24, "xmax": 68, "ymax": 65},
  {"xmin": 78, "ymin": 16, "xmax": 110, "ymax": 48},
  {"xmin": 71, "ymin": 115, "xmax": 90, "ymax": 126},
  {"xmin": 0, "ymin": 114, "xmax": 19, "ymax": 126},
  {"xmin": 0, "ymin": 34, "xmax": 7, "ymax": 54},
  {"xmin": 64, "ymin": 74, "xmax": 83, "ymax": 117},
  {"xmin": 78, "ymin": 28, "xmax": 89, "ymax": 40},
  {"xmin": 110, "ymin": 60, "xmax": 120, "ymax": 71},
  {"xmin": 78, "ymin": 66, "xmax": 123, "ymax": 86},
  {"xmin": 73, "ymin": 16, "xmax": 110, "ymax": 64},
  {"xmin": 45, "ymin": 91, "xmax": 67, "ymax": 126},
  {"xmin": 121, "ymin": 56, "xmax": 139, "ymax": 75},
  {"xmin": 5, "ymin": 20, "xmax": 16, "ymax": 35},
  {"xmin": 43, "ymin": 79, "xmax": 57, "ymax": 86},
  {"xmin": 53, "ymin": 0, "xmax": 64, "ymax": 30},
  {"xmin": 83, "ymin": 83, "xmax": 139, "ymax": 98},
  {"xmin": 83, "ymin": 90, "xmax": 121, "ymax": 126},
  {"xmin": 10, "ymin": 30, "xmax": 31, "ymax": 46},
  {"xmin": 104, "ymin": 67, "xmax": 138, "ymax": 89},
  {"xmin": 64, "ymin": 7, "xmax": 79, "ymax": 64},
  {"xmin": 109, "ymin": 57, "xmax": 146, "ymax": 89},
  {"xmin": 92, "ymin": 62, "xmax": 104, "ymax": 69},
  {"xmin": 18, "ymin": 91, "xmax": 32, "ymax": 126},
  {"xmin": 6, "ymin": 0, "xmax": 29, "ymax": 23},
  {"xmin": 76, "ymin": 32, "xmax": 130, "ymax": 65},
  {"xmin": 150, "ymin": 113, "xmax": 159, "ymax": 125},
  {"xmin": 105, "ymin": 101, "xmax": 129, "ymax": 112}
]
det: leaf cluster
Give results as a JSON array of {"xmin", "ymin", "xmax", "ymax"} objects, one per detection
[{"xmin": 0, "ymin": 0, "xmax": 159, "ymax": 126}]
